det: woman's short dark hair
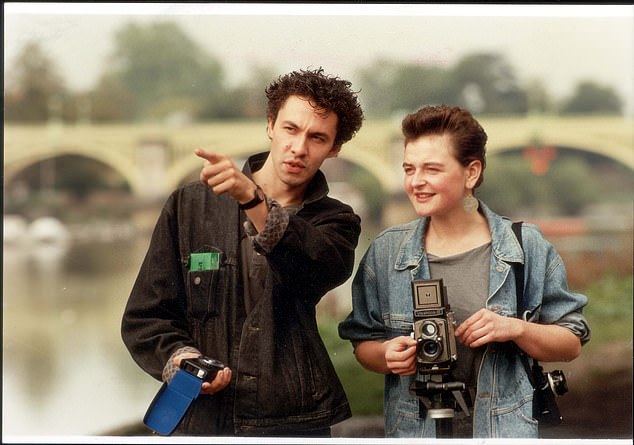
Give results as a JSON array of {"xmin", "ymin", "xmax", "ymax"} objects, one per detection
[
  {"xmin": 265, "ymin": 68, "xmax": 364, "ymax": 149},
  {"xmin": 401, "ymin": 105, "xmax": 488, "ymax": 188}
]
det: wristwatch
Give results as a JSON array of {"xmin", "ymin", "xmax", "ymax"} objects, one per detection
[
  {"xmin": 143, "ymin": 357, "xmax": 225, "ymax": 435},
  {"xmin": 239, "ymin": 184, "xmax": 265, "ymax": 210}
]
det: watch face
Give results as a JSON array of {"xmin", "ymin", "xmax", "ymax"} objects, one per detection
[{"xmin": 181, "ymin": 357, "xmax": 225, "ymax": 381}]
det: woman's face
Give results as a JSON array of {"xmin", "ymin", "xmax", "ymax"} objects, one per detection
[{"xmin": 403, "ymin": 133, "xmax": 478, "ymax": 218}]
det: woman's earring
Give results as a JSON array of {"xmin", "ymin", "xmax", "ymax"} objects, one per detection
[{"xmin": 463, "ymin": 194, "xmax": 479, "ymax": 213}]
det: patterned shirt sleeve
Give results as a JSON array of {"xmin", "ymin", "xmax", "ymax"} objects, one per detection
[
  {"xmin": 161, "ymin": 346, "xmax": 202, "ymax": 383},
  {"xmin": 243, "ymin": 196, "xmax": 290, "ymax": 254}
]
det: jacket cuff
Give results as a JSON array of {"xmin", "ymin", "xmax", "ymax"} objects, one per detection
[
  {"xmin": 243, "ymin": 198, "xmax": 289, "ymax": 253},
  {"xmin": 555, "ymin": 312, "xmax": 592, "ymax": 345},
  {"xmin": 161, "ymin": 346, "xmax": 202, "ymax": 383}
]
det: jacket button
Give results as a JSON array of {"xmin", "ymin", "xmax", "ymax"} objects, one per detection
[
  {"xmin": 194, "ymin": 276, "xmax": 201, "ymax": 285},
  {"xmin": 495, "ymin": 265, "xmax": 505, "ymax": 272}
]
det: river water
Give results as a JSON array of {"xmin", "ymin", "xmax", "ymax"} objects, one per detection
[
  {"xmin": 2, "ymin": 218, "xmax": 362, "ymax": 439},
  {"xmin": 3, "ymin": 234, "xmax": 162, "ymax": 437},
  {"xmin": 3, "ymin": 211, "xmax": 632, "ymax": 439}
]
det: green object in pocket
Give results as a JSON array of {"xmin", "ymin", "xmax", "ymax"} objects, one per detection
[{"xmin": 190, "ymin": 252, "xmax": 220, "ymax": 271}]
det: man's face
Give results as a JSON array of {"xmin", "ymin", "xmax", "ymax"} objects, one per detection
[{"xmin": 266, "ymin": 95, "xmax": 339, "ymax": 189}]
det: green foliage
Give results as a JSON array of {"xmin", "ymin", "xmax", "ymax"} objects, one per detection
[
  {"xmin": 581, "ymin": 275, "xmax": 633, "ymax": 349},
  {"xmin": 478, "ymin": 151, "xmax": 606, "ymax": 217},
  {"xmin": 349, "ymin": 167, "xmax": 387, "ymax": 222},
  {"xmin": 561, "ymin": 80, "xmax": 623, "ymax": 115},
  {"xmin": 3, "ymin": 22, "xmax": 626, "ymax": 122},
  {"xmin": 358, "ymin": 52, "xmax": 529, "ymax": 117},
  {"xmin": 106, "ymin": 21, "xmax": 226, "ymax": 121},
  {"xmin": 4, "ymin": 41, "xmax": 67, "ymax": 122},
  {"xmin": 318, "ymin": 317, "xmax": 385, "ymax": 416},
  {"xmin": 451, "ymin": 52, "xmax": 529, "ymax": 114},
  {"xmin": 89, "ymin": 73, "xmax": 136, "ymax": 121}
]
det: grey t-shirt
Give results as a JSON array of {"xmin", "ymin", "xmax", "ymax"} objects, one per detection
[
  {"xmin": 427, "ymin": 242, "xmax": 492, "ymax": 437},
  {"xmin": 427, "ymin": 242, "xmax": 492, "ymax": 389}
]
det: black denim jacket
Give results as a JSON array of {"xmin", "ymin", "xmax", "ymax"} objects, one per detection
[{"xmin": 121, "ymin": 152, "xmax": 361, "ymax": 435}]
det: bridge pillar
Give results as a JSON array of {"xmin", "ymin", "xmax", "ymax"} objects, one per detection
[{"xmin": 136, "ymin": 139, "xmax": 170, "ymax": 201}]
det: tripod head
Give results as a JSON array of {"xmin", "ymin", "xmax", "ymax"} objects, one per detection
[{"xmin": 410, "ymin": 373, "xmax": 470, "ymax": 438}]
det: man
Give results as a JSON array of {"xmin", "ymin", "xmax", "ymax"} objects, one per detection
[{"xmin": 121, "ymin": 68, "xmax": 364, "ymax": 436}]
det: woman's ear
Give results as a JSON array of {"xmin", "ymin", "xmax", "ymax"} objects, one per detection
[{"xmin": 466, "ymin": 160, "xmax": 482, "ymax": 188}]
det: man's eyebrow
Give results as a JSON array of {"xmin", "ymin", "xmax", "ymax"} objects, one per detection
[
  {"xmin": 402, "ymin": 161, "xmax": 443, "ymax": 167},
  {"xmin": 280, "ymin": 119, "xmax": 298, "ymax": 128},
  {"xmin": 308, "ymin": 129, "xmax": 332, "ymax": 139},
  {"xmin": 279, "ymin": 118, "xmax": 333, "ymax": 140}
]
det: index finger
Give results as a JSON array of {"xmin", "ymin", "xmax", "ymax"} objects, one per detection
[
  {"xmin": 194, "ymin": 148, "xmax": 221, "ymax": 163},
  {"xmin": 455, "ymin": 308, "xmax": 487, "ymax": 336}
]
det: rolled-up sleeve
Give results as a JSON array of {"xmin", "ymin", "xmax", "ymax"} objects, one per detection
[{"xmin": 555, "ymin": 312, "xmax": 591, "ymax": 345}]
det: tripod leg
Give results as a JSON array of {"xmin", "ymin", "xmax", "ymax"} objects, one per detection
[{"xmin": 436, "ymin": 417, "xmax": 453, "ymax": 439}]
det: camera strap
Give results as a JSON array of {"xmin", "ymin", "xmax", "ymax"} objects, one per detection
[{"xmin": 511, "ymin": 221, "xmax": 537, "ymax": 388}]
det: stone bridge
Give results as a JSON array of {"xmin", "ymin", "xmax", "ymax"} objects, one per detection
[{"xmin": 4, "ymin": 115, "xmax": 633, "ymax": 200}]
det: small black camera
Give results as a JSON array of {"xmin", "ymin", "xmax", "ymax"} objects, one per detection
[
  {"xmin": 411, "ymin": 279, "xmax": 457, "ymax": 374},
  {"xmin": 532, "ymin": 363, "xmax": 568, "ymax": 425},
  {"xmin": 181, "ymin": 357, "xmax": 226, "ymax": 382}
]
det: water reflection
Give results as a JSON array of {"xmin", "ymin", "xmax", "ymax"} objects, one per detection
[
  {"xmin": 4, "ymin": 213, "xmax": 632, "ymax": 437},
  {"xmin": 3, "ymin": 234, "xmax": 161, "ymax": 436}
]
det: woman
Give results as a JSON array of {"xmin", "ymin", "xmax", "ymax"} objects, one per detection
[{"xmin": 338, "ymin": 105, "xmax": 590, "ymax": 438}]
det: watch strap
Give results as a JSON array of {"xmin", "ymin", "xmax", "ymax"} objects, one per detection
[
  {"xmin": 143, "ymin": 369, "xmax": 203, "ymax": 435},
  {"xmin": 239, "ymin": 185, "xmax": 264, "ymax": 210}
]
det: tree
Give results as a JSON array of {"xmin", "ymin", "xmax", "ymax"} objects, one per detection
[
  {"xmin": 88, "ymin": 73, "xmax": 136, "ymax": 122},
  {"xmin": 560, "ymin": 80, "xmax": 623, "ymax": 115},
  {"xmin": 391, "ymin": 64, "xmax": 455, "ymax": 113},
  {"xmin": 356, "ymin": 52, "xmax": 530, "ymax": 117},
  {"xmin": 104, "ymin": 21, "xmax": 226, "ymax": 121},
  {"xmin": 200, "ymin": 64, "xmax": 277, "ymax": 120},
  {"xmin": 451, "ymin": 52, "xmax": 528, "ymax": 114},
  {"xmin": 356, "ymin": 59, "xmax": 456, "ymax": 117},
  {"xmin": 4, "ymin": 41, "xmax": 67, "ymax": 122},
  {"xmin": 524, "ymin": 78, "xmax": 556, "ymax": 114},
  {"xmin": 356, "ymin": 59, "xmax": 401, "ymax": 117}
]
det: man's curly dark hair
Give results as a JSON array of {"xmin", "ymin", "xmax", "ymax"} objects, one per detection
[{"xmin": 265, "ymin": 68, "xmax": 364, "ymax": 149}]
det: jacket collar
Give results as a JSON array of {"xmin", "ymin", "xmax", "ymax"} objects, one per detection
[
  {"xmin": 394, "ymin": 200, "xmax": 524, "ymax": 270},
  {"xmin": 244, "ymin": 151, "xmax": 329, "ymax": 206}
]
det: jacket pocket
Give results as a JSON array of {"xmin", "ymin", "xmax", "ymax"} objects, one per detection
[
  {"xmin": 491, "ymin": 394, "xmax": 538, "ymax": 437},
  {"xmin": 187, "ymin": 269, "xmax": 221, "ymax": 320},
  {"xmin": 186, "ymin": 249, "xmax": 226, "ymax": 321}
]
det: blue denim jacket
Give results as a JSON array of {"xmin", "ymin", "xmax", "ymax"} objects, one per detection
[{"xmin": 339, "ymin": 201, "xmax": 590, "ymax": 438}]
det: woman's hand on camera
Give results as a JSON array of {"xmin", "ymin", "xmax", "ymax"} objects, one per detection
[
  {"xmin": 384, "ymin": 336, "xmax": 418, "ymax": 376},
  {"xmin": 455, "ymin": 308, "xmax": 521, "ymax": 348}
]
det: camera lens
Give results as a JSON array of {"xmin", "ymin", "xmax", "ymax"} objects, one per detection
[
  {"xmin": 548, "ymin": 370, "xmax": 569, "ymax": 396},
  {"xmin": 421, "ymin": 321, "xmax": 438, "ymax": 337},
  {"xmin": 422, "ymin": 340, "xmax": 442, "ymax": 359}
]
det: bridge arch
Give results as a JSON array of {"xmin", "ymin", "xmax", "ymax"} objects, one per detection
[
  {"xmin": 482, "ymin": 116, "xmax": 634, "ymax": 172},
  {"xmin": 4, "ymin": 148, "xmax": 139, "ymax": 194},
  {"xmin": 4, "ymin": 116, "xmax": 632, "ymax": 201}
]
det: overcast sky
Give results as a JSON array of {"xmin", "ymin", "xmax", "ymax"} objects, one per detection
[{"xmin": 4, "ymin": 3, "xmax": 633, "ymax": 113}]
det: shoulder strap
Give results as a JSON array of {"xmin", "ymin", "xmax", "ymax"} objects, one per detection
[
  {"xmin": 511, "ymin": 221, "xmax": 537, "ymax": 388},
  {"xmin": 511, "ymin": 221, "xmax": 525, "ymax": 317}
]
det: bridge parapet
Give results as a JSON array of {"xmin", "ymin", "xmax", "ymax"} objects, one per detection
[{"xmin": 4, "ymin": 116, "xmax": 632, "ymax": 198}]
